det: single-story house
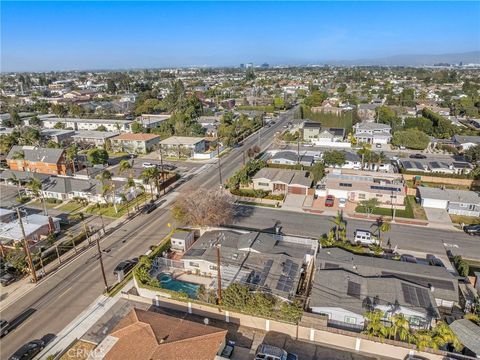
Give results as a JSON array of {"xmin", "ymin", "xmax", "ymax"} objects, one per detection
[
  {"xmin": 252, "ymin": 168, "xmax": 312, "ymax": 195},
  {"xmin": 321, "ymin": 172, "xmax": 405, "ymax": 205},
  {"xmin": 100, "ymin": 309, "xmax": 228, "ymax": 360},
  {"xmin": 0, "ymin": 208, "xmax": 15, "ymax": 223},
  {"xmin": 0, "ymin": 213, "xmax": 61, "ymax": 247},
  {"xmin": 449, "ymin": 319, "xmax": 480, "ymax": 358},
  {"xmin": 269, "ymin": 151, "xmax": 314, "ymax": 167},
  {"xmin": 40, "ymin": 129, "xmax": 75, "ymax": 144},
  {"xmin": 110, "ymin": 133, "xmax": 161, "ymax": 154},
  {"xmin": 310, "ymin": 248, "xmax": 459, "ymax": 329},
  {"xmin": 416, "ymin": 187, "xmax": 480, "ymax": 217},
  {"xmin": 452, "ymin": 135, "xmax": 480, "ymax": 151},
  {"xmin": 181, "ymin": 230, "xmax": 317, "ymax": 300}
]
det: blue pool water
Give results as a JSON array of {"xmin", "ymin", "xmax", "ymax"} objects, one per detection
[{"xmin": 157, "ymin": 273, "xmax": 199, "ymax": 298}]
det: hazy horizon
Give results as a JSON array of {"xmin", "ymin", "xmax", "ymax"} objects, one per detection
[{"xmin": 2, "ymin": 1, "xmax": 479, "ymax": 72}]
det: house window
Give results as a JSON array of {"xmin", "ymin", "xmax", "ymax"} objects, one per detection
[
  {"xmin": 344, "ymin": 316, "xmax": 357, "ymax": 325},
  {"xmin": 189, "ymin": 262, "xmax": 199, "ymax": 268},
  {"xmin": 376, "ymin": 194, "xmax": 383, "ymax": 198},
  {"xmin": 318, "ymin": 312, "xmax": 331, "ymax": 319},
  {"xmin": 209, "ymin": 265, "xmax": 218, "ymax": 271},
  {"xmin": 258, "ymin": 182, "xmax": 269, "ymax": 187},
  {"xmin": 358, "ymin": 193, "xmax": 366, "ymax": 199},
  {"xmin": 409, "ymin": 316, "xmax": 422, "ymax": 326},
  {"xmin": 339, "ymin": 183, "xmax": 352, "ymax": 187}
]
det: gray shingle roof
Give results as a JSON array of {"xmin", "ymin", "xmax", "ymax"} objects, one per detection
[
  {"xmin": 6, "ymin": 146, "xmax": 65, "ymax": 164},
  {"xmin": 449, "ymin": 319, "xmax": 480, "ymax": 355},
  {"xmin": 315, "ymin": 248, "xmax": 458, "ymax": 302},
  {"xmin": 417, "ymin": 186, "xmax": 480, "ymax": 205}
]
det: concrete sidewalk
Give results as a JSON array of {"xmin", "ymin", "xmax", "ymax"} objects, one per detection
[{"xmin": 36, "ymin": 283, "xmax": 131, "ymax": 359}]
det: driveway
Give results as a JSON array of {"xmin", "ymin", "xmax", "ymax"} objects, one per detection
[
  {"xmin": 283, "ymin": 194, "xmax": 306, "ymax": 209},
  {"xmin": 423, "ymin": 207, "xmax": 453, "ymax": 227}
]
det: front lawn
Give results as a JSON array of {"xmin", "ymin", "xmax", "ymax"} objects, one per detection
[
  {"xmin": 450, "ymin": 214, "xmax": 480, "ymax": 225},
  {"xmin": 355, "ymin": 196, "xmax": 425, "ymax": 220},
  {"xmin": 57, "ymin": 201, "xmax": 86, "ymax": 213},
  {"xmin": 85, "ymin": 193, "xmax": 152, "ymax": 218}
]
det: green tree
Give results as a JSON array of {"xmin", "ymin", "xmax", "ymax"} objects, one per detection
[
  {"xmin": 87, "ymin": 148, "xmax": 109, "ymax": 165},
  {"xmin": 310, "ymin": 162, "xmax": 325, "ymax": 183},
  {"xmin": 404, "ymin": 117, "xmax": 434, "ymax": 135},
  {"xmin": 51, "ymin": 104, "xmax": 68, "ymax": 117},
  {"xmin": 140, "ymin": 167, "xmax": 161, "ymax": 196},
  {"xmin": 65, "ymin": 144, "xmax": 78, "ymax": 174},
  {"xmin": 363, "ymin": 310, "xmax": 389, "ymax": 339},
  {"xmin": 392, "ymin": 128, "xmax": 430, "ymax": 150},
  {"xmin": 331, "ymin": 211, "xmax": 346, "ymax": 242},
  {"xmin": 96, "ymin": 125, "xmax": 107, "ymax": 132},
  {"xmin": 323, "ymin": 150, "xmax": 346, "ymax": 166},
  {"xmin": 130, "ymin": 121, "xmax": 144, "ymax": 133},
  {"xmin": 304, "ymin": 91, "xmax": 328, "ymax": 107},
  {"xmin": 53, "ymin": 122, "xmax": 66, "ymax": 129},
  {"xmin": 357, "ymin": 143, "xmax": 372, "ymax": 169},
  {"xmin": 389, "ymin": 314, "xmax": 412, "ymax": 342},
  {"xmin": 375, "ymin": 106, "xmax": 401, "ymax": 130},
  {"xmin": 29, "ymin": 115, "xmax": 42, "ymax": 127},
  {"xmin": 465, "ymin": 144, "xmax": 480, "ymax": 163},
  {"xmin": 107, "ymin": 79, "xmax": 117, "ymax": 94},
  {"xmin": 359, "ymin": 198, "xmax": 379, "ymax": 218}
]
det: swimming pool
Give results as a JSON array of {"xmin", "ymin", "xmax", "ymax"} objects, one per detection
[{"xmin": 157, "ymin": 272, "xmax": 200, "ymax": 299}]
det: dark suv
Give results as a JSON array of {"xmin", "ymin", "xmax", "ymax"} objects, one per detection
[
  {"xmin": 9, "ymin": 339, "xmax": 45, "ymax": 360},
  {"xmin": 113, "ymin": 259, "xmax": 138, "ymax": 276},
  {"xmin": 409, "ymin": 153, "xmax": 427, "ymax": 159},
  {"xmin": 464, "ymin": 224, "xmax": 480, "ymax": 236}
]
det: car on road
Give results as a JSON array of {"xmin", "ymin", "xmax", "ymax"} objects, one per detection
[
  {"xmin": 142, "ymin": 162, "xmax": 156, "ymax": 168},
  {"xmin": 375, "ymin": 143, "xmax": 382, "ymax": 148},
  {"xmin": 219, "ymin": 340, "xmax": 235, "ymax": 359},
  {"xmin": 161, "ymin": 164, "xmax": 176, "ymax": 171},
  {"xmin": 400, "ymin": 254, "xmax": 418, "ymax": 263},
  {"xmin": 142, "ymin": 201, "xmax": 157, "ymax": 214},
  {"xmin": 0, "ymin": 320, "xmax": 11, "ymax": 337},
  {"xmin": 113, "ymin": 259, "xmax": 138, "ymax": 276},
  {"xmin": 255, "ymin": 344, "xmax": 298, "ymax": 360},
  {"xmin": 338, "ymin": 198, "xmax": 347, "ymax": 208},
  {"xmin": 324, "ymin": 195, "xmax": 335, "ymax": 207},
  {"xmin": 353, "ymin": 230, "xmax": 378, "ymax": 246},
  {"xmin": 426, "ymin": 254, "xmax": 445, "ymax": 267},
  {"xmin": 409, "ymin": 153, "xmax": 427, "ymax": 159},
  {"xmin": 9, "ymin": 339, "xmax": 45, "ymax": 360},
  {"xmin": 463, "ymin": 224, "xmax": 480, "ymax": 236}
]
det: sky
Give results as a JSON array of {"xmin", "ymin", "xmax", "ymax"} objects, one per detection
[{"xmin": 1, "ymin": 1, "xmax": 479, "ymax": 72}]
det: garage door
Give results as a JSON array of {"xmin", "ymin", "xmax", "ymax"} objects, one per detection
[
  {"xmin": 288, "ymin": 186, "xmax": 307, "ymax": 195},
  {"xmin": 422, "ymin": 198, "xmax": 448, "ymax": 209}
]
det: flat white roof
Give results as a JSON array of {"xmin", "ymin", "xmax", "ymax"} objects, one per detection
[{"xmin": 159, "ymin": 136, "xmax": 205, "ymax": 146}]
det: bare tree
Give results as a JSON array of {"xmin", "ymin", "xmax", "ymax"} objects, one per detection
[{"xmin": 172, "ymin": 189, "xmax": 234, "ymax": 228}]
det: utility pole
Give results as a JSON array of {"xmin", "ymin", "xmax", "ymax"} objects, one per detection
[
  {"xmin": 96, "ymin": 236, "xmax": 108, "ymax": 292},
  {"xmin": 216, "ymin": 245, "xmax": 222, "ymax": 305},
  {"xmin": 297, "ymin": 140, "xmax": 300, "ymax": 164},
  {"xmin": 217, "ymin": 147, "xmax": 223, "ymax": 187},
  {"xmin": 99, "ymin": 214, "xmax": 105, "ymax": 235},
  {"xmin": 17, "ymin": 208, "xmax": 37, "ymax": 283},
  {"xmin": 159, "ymin": 145, "xmax": 166, "ymax": 195}
]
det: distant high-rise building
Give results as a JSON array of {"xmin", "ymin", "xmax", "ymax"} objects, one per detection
[
  {"xmin": 239, "ymin": 63, "xmax": 245, "ymax": 69},
  {"xmin": 245, "ymin": 63, "xmax": 253, "ymax": 69},
  {"xmin": 261, "ymin": 63, "xmax": 269, "ymax": 68}
]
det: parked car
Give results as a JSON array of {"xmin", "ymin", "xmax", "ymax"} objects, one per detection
[
  {"xmin": 161, "ymin": 164, "xmax": 176, "ymax": 171},
  {"xmin": 324, "ymin": 195, "xmax": 335, "ymax": 207},
  {"xmin": 0, "ymin": 320, "xmax": 11, "ymax": 337},
  {"xmin": 9, "ymin": 339, "xmax": 45, "ymax": 360},
  {"xmin": 463, "ymin": 224, "xmax": 480, "ymax": 236},
  {"xmin": 142, "ymin": 201, "xmax": 157, "ymax": 214},
  {"xmin": 426, "ymin": 254, "xmax": 445, "ymax": 267},
  {"xmin": 142, "ymin": 162, "xmax": 156, "ymax": 168},
  {"xmin": 375, "ymin": 143, "xmax": 382, "ymax": 148},
  {"xmin": 0, "ymin": 272, "xmax": 15, "ymax": 287},
  {"xmin": 255, "ymin": 344, "xmax": 298, "ymax": 360},
  {"xmin": 219, "ymin": 340, "xmax": 235, "ymax": 359},
  {"xmin": 409, "ymin": 153, "xmax": 427, "ymax": 159},
  {"xmin": 113, "ymin": 259, "xmax": 138, "ymax": 276},
  {"xmin": 353, "ymin": 230, "xmax": 378, "ymax": 246},
  {"xmin": 400, "ymin": 254, "xmax": 418, "ymax": 263},
  {"xmin": 338, "ymin": 198, "xmax": 347, "ymax": 208}
]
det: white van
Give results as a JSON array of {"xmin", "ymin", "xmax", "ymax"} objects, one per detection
[{"xmin": 353, "ymin": 230, "xmax": 378, "ymax": 246}]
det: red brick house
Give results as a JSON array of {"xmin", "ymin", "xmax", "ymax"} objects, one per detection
[{"xmin": 6, "ymin": 146, "xmax": 72, "ymax": 176}]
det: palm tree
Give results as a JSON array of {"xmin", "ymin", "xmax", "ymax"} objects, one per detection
[
  {"xmin": 357, "ymin": 143, "xmax": 372, "ymax": 170},
  {"xmin": 330, "ymin": 211, "xmax": 345, "ymax": 242},
  {"xmin": 140, "ymin": 167, "xmax": 160, "ymax": 197},
  {"xmin": 431, "ymin": 321, "xmax": 463, "ymax": 352},
  {"xmin": 374, "ymin": 151, "xmax": 387, "ymax": 172},
  {"xmin": 8, "ymin": 174, "xmax": 22, "ymax": 197},
  {"xmin": 65, "ymin": 144, "xmax": 78, "ymax": 175},
  {"xmin": 389, "ymin": 314, "xmax": 411, "ymax": 342},
  {"xmin": 363, "ymin": 310, "xmax": 389, "ymax": 340},
  {"xmin": 118, "ymin": 159, "xmax": 132, "ymax": 178},
  {"xmin": 27, "ymin": 178, "xmax": 47, "ymax": 215},
  {"xmin": 414, "ymin": 330, "xmax": 434, "ymax": 351},
  {"xmin": 372, "ymin": 217, "xmax": 391, "ymax": 246}
]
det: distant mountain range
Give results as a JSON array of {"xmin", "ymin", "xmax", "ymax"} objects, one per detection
[{"xmin": 319, "ymin": 51, "xmax": 480, "ymax": 66}]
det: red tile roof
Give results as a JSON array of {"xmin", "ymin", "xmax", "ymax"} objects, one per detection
[{"xmin": 104, "ymin": 309, "xmax": 227, "ymax": 360}]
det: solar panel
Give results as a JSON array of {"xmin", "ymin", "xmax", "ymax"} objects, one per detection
[
  {"xmin": 383, "ymin": 272, "xmax": 454, "ymax": 291},
  {"xmin": 275, "ymin": 259, "xmax": 299, "ymax": 293},
  {"xmin": 347, "ymin": 281, "xmax": 361, "ymax": 298},
  {"xmin": 249, "ymin": 259, "xmax": 273, "ymax": 286},
  {"xmin": 324, "ymin": 263, "xmax": 340, "ymax": 269},
  {"xmin": 401, "ymin": 283, "xmax": 431, "ymax": 307}
]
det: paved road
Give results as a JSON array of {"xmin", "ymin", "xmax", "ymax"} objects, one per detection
[
  {"xmin": 1, "ymin": 107, "xmax": 479, "ymax": 358},
  {"xmin": 0, "ymin": 110, "xmax": 296, "ymax": 358},
  {"xmin": 232, "ymin": 206, "xmax": 480, "ymax": 259}
]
